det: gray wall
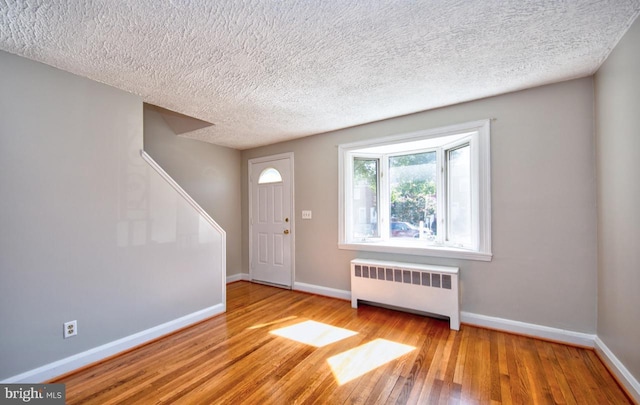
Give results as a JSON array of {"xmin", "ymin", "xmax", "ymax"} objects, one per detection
[
  {"xmin": 0, "ymin": 51, "xmax": 224, "ymax": 380},
  {"xmin": 595, "ymin": 18, "xmax": 640, "ymax": 383},
  {"xmin": 242, "ymin": 77, "xmax": 598, "ymax": 333},
  {"xmin": 143, "ymin": 107, "xmax": 242, "ymax": 276}
]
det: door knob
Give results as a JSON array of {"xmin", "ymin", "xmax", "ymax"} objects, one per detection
[{"xmin": 284, "ymin": 229, "xmax": 290, "ymax": 235}]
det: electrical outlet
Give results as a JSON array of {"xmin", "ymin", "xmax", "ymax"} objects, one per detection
[
  {"xmin": 64, "ymin": 320, "xmax": 77, "ymax": 339},
  {"xmin": 302, "ymin": 210, "xmax": 312, "ymax": 219}
]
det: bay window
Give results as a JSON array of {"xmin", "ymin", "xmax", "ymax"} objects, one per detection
[{"xmin": 338, "ymin": 120, "xmax": 491, "ymax": 261}]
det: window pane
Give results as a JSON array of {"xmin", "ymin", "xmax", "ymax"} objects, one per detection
[
  {"xmin": 448, "ymin": 144, "xmax": 471, "ymax": 247},
  {"xmin": 258, "ymin": 167, "xmax": 282, "ymax": 184},
  {"xmin": 389, "ymin": 151, "xmax": 437, "ymax": 240},
  {"xmin": 352, "ymin": 158, "xmax": 379, "ymax": 239}
]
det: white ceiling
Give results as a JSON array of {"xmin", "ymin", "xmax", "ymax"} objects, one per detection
[{"xmin": 1, "ymin": 1, "xmax": 639, "ymax": 149}]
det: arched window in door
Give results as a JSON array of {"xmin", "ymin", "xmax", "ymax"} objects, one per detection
[{"xmin": 258, "ymin": 167, "xmax": 283, "ymax": 184}]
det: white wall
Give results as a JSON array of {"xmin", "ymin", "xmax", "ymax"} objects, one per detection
[
  {"xmin": 595, "ymin": 16, "xmax": 640, "ymax": 388},
  {"xmin": 242, "ymin": 77, "xmax": 598, "ymax": 333},
  {"xmin": 0, "ymin": 51, "xmax": 224, "ymax": 380},
  {"xmin": 143, "ymin": 106, "xmax": 242, "ymax": 276}
]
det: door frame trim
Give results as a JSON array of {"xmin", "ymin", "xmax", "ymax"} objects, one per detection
[{"xmin": 248, "ymin": 152, "xmax": 295, "ymax": 288}]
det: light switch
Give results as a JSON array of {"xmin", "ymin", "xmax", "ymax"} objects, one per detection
[{"xmin": 302, "ymin": 210, "xmax": 312, "ymax": 219}]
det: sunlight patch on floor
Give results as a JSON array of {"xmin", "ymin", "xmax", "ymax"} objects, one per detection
[
  {"xmin": 327, "ymin": 338, "xmax": 415, "ymax": 385},
  {"xmin": 269, "ymin": 320, "xmax": 358, "ymax": 347}
]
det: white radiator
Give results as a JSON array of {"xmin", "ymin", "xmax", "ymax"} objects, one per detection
[{"xmin": 350, "ymin": 259, "xmax": 460, "ymax": 330}]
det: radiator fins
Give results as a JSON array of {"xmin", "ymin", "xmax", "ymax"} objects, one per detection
[{"xmin": 354, "ymin": 265, "xmax": 452, "ymax": 290}]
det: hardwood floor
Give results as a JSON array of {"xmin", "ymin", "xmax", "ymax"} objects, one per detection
[{"xmin": 54, "ymin": 282, "xmax": 631, "ymax": 404}]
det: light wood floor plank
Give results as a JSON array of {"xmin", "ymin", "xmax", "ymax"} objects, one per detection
[{"xmin": 53, "ymin": 282, "xmax": 633, "ymax": 404}]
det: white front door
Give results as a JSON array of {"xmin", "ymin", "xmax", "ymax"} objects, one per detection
[{"xmin": 249, "ymin": 154, "xmax": 294, "ymax": 287}]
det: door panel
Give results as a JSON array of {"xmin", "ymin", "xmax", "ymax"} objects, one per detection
[
  {"xmin": 273, "ymin": 184, "xmax": 284, "ymax": 222},
  {"xmin": 250, "ymin": 156, "xmax": 293, "ymax": 287},
  {"xmin": 258, "ymin": 188, "xmax": 268, "ymax": 223},
  {"xmin": 258, "ymin": 233, "xmax": 268, "ymax": 263},
  {"xmin": 274, "ymin": 234, "xmax": 284, "ymax": 265}
]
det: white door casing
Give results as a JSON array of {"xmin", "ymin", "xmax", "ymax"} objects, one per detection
[{"xmin": 249, "ymin": 153, "xmax": 294, "ymax": 287}]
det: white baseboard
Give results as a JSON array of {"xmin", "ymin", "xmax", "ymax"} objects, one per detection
[
  {"xmin": 460, "ymin": 311, "xmax": 596, "ymax": 348},
  {"xmin": 1, "ymin": 303, "xmax": 226, "ymax": 384},
  {"xmin": 594, "ymin": 337, "xmax": 640, "ymax": 403},
  {"xmin": 226, "ymin": 273, "xmax": 250, "ymax": 283},
  {"xmin": 293, "ymin": 282, "xmax": 351, "ymax": 301}
]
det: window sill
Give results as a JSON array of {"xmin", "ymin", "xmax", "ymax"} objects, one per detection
[{"xmin": 338, "ymin": 241, "xmax": 492, "ymax": 262}]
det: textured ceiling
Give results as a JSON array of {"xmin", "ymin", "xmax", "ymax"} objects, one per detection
[{"xmin": 1, "ymin": 1, "xmax": 639, "ymax": 149}]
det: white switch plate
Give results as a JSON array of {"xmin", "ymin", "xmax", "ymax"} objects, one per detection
[{"xmin": 302, "ymin": 210, "xmax": 312, "ymax": 219}]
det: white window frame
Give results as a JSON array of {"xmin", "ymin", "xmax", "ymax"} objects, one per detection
[{"xmin": 338, "ymin": 119, "xmax": 492, "ymax": 261}]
